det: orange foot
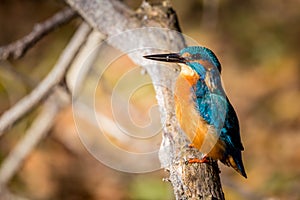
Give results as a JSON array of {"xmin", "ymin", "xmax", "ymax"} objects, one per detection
[
  {"xmin": 188, "ymin": 143, "xmax": 195, "ymax": 148},
  {"xmin": 187, "ymin": 156, "xmax": 209, "ymax": 164}
]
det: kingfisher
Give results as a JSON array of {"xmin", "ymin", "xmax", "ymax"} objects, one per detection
[{"xmin": 144, "ymin": 46, "xmax": 247, "ymax": 178}]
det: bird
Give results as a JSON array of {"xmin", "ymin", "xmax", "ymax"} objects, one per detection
[{"xmin": 144, "ymin": 46, "xmax": 247, "ymax": 178}]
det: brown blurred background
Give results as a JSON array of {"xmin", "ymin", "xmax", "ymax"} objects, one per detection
[{"xmin": 0, "ymin": 0, "xmax": 300, "ymax": 199}]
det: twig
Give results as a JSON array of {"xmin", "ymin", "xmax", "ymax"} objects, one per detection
[
  {"xmin": 0, "ymin": 87, "xmax": 69, "ymax": 186},
  {"xmin": 0, "ymin": 7, "xmax": 78, "ymax": 60},
  {"xmin": 0, "ymin": 22, "xmax": 91, "ymax": 136}
]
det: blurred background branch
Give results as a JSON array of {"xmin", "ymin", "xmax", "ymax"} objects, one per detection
[
  {"xmin": 0, "ymin": 22, "xmax": 90, "ymax": 136},
  {"xmin": 0, "ymin": 7, "xmax": 78, "ymax": 60}
]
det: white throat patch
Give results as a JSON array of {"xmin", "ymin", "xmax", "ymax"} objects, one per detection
[{"xmin": 179, "ymin": 64, "xmax": 196, "ymax": 77}]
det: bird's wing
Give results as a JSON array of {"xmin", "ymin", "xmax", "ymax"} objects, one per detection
[
  {"xmin": 195, "ymin": 85, "xmax": 227, "ymax": 134},
  {"xmin": 196, "ymin": 70, "xmax": 227, "ymax": 134},
  {"xmin": 206, "ymin": 70, "xmax": 244, "ymax": 151},
  {"xmin": 221, "ymin": 99, "xmax": 244, "ymax": 151},
  {"xmin": 195, "ymin": 70, "xmax": 244, "ymax": 151},
  {"xmin": 197, "ymin": 91, "xmax": 244, "ymax": 152}
]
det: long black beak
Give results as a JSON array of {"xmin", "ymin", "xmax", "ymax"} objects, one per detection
[{"xmin": 143, "ymin": 53, "xmax": 186, "ymax": 63}]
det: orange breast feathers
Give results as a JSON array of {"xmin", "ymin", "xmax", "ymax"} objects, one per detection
[
  {"xmin": 174, "ymin": 65, "xmax": 226, "ymax": 158},
  {"xmin": 174, "ymin": 65, "xmax": 208, "ymax": 150}
]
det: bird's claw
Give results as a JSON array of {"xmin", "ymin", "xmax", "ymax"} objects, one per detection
[
  {"xmin": 185, "ymin": 156, "xmax": 209, "ymax": 165},
  {"xmin": 188, "ymin": 143, "xmax": 195, "ymax": 148}
]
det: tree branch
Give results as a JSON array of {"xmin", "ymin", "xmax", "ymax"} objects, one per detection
[
  {"xmin": 0, "ymin": 22, "xmax": 91, "ymax": 136},
  {"xmin": 66, "ymin": 0, "xmax": 224, "ymax": 199},
  {"xmin": 0, "ymin": 7, "xmax": 78, "ymax": 60}
]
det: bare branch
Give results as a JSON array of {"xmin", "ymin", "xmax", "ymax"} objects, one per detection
[
  {"xmin": 0, "ymin": 23, "xmax": 91, "ymax": 136},
  {"xmin": 66, "ymin": 30, "xmax": 106, "ymax": 93},
  {"xmin": 0, "ymin": 87, "xmax": 70, "ymax": 186},
  {"xmin": 0, "ymin": 7, "xmax": 78, "ymax": 60}
]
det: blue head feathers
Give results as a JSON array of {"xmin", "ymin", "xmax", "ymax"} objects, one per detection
[{"xmin": 179, "ymin": 46, "xmax": 222, "ymax": 73}]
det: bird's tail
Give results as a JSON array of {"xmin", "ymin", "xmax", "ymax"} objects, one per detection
[{"xmin": 224, "ymin": 152, "xmax": 247, "ymax": 178}]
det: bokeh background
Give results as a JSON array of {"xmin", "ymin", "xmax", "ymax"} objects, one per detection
[{"xmin": 1, "ymin": 0, "xmax": 300, "ymax": 199}]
